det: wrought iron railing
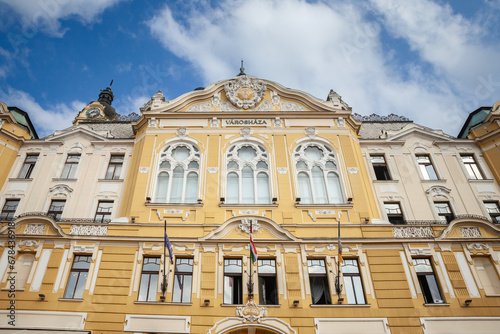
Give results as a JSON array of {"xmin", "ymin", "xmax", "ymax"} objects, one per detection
[{"xmin": 5, "ymin": 212, "xmax": 110, "ymax": 223}]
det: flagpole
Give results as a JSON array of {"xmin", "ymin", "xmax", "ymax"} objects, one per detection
[
  {"xmin": 335, "ymin": 216, "xmax": 343, "ymax": 302},
  {"xmin": 162, "ymin": 220, "xmax": 167, "ymax": 300},
  {"xmin": 248, "ymin": 220, "xmax": 254, "ymax": 300}
]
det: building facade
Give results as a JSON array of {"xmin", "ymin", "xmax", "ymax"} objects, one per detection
[{"xmin": 1, "ymin": 74, "xmax": 500, "ymax": 334}]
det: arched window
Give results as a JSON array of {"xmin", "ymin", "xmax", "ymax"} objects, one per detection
[
  {"xmin": 226, "ymin": 143, "xmax": 271, "ymax": 204},
  {"xmin": 294, "ymin": 143, "xmax": 343, "ymax": 204},
  {"xmin": 154, "ymin": 143, "xmax": 200, "ymax": 203}
]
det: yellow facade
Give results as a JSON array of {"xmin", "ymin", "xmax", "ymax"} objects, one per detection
[{"xmin": 1, "ymin": 76, "xmax": 500, "ymax": 334}]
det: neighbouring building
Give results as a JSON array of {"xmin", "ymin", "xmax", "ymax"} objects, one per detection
[{"xmin": 1, "ymin": 72, "xmax": 500, "ymax": 334}]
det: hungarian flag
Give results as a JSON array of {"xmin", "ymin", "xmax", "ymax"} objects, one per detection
[{"xmin": 250, "ymin": 224, "xmax": 258, "ymax": 263}]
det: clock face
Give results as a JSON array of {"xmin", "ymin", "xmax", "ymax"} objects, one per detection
[{"xmin": 86, "ymin": 108, "xmax": 100, "ymax": 118}]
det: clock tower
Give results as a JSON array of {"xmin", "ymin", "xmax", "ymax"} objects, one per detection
[{"xmin": 74, "ymin": 81, "xmax": 119, "ymax": 124}]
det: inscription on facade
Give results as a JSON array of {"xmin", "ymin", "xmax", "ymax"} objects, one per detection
[{"xmin": 224, "ymin": 119, "xmax": 269, "ymax": 126}]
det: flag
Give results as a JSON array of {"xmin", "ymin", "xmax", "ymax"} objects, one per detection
[
  {"xmin": 250, "ymin": 224, "xmax": 258, "ymax": 263},
  {"xmin": 338, "ymin": 238, "xmax": 343, "ymax": 264},
  {"xmin": 164, "ymin": 221, "xmax": 174, "ymax": 264}
]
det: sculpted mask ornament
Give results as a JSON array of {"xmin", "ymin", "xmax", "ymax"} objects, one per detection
[{"xmin": 224, "ymin": 76, "xmax": 267, "ymax": 109}]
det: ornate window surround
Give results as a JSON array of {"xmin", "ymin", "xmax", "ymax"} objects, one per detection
[
  {"xmin": 411, "ymin": 146, "xmax": 442, "ymax": 181},
  {"xmin": 292, "ymin": 139, "xmax": 346, "ymax": 204},
  {"xmin": 425, "ymin": 186, "xmax": 458, "ymax": 222}
]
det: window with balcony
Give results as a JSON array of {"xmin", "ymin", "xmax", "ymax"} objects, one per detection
[
  {"xmin": 61, "ymin": 154, "xmax": 81, "ymax": 179},
  {"xmin": 370, "ymin": 155, "xmax": 391, "ymax": 180},
  {"xmin": 172, "ymin": 258, "xmax": 193, "ymax": 303},
  {"xmin": 342, "ymin": 259, "xmax": 366, "ymax": 304},
  {"xmin": 224, "ymin": 259, "xmax": 243, "ymax": 304},
  {"xmin": 138, "ymin": 257, "xmax": 160, "ymax": 302},
  {"xmin": 485, "ymin": 202, "xmax": 500, "ymax": 223},
  {"xmin": 384, "ymin": 202, "xmax": 405, "ymax": 224},
  {"xmin": 47, "ymin": 200, "xmax": 65, "ymax": 221},
  {"xmin": 226, "ymin": 143, "xmax": 270, "ymax": 204},
  {"xmin": 64, "ymin": 255, "xmax": 91, "ymax": 299},
  {"xmin": 94, "ymin": 201, "xmax": 113, "ymax": 223},
  {"xmin": 461, "ymin": 154, "xmax": 484, "ymax": 180},
  {"xmin": 295, "ymin": 143, "xmax": 343, "ymax": 204},
  {"xmin": 1, "ymin": 199, "xmax": 19, "ymax": 220},
  {"xmin": 105, "ymin": 155, "xmax": 124, "ymax": 180},
  {"xmin": 308, "ymin": 259, "xmax": 331, "ymax": 305},
  {"xmin": 416, "ymin": 155, "xmax": 438, "ymax": 180},
  {"xmin": 258, "ymin": 259, "xmax": 278, "ymax": 305},
  {"xmin": 434, "ymin": 202, "xmax": 454, "ymax": 223},
  {"xmin": 412, "ymin": 258, "xmax": 444, "ymax": 304},
  {"xmin": 154, "ymin": 143, "xmax": 200, "ymax": 203},
  {"xmin": 18, "ymin": 154, "xmax": 38, "ymax": 179}
]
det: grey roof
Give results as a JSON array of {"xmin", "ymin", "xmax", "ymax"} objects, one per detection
[
  {"xmin": 358, "ymin": 122, "xmax": 411, "ymax": 139},
  {"xmin": 79, "ymin": 122, "xmax": 134, "ymax": 139}
]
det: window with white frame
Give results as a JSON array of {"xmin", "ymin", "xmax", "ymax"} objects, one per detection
[
  {"xmin": 18, "ymin": 154, "xmax": 39, "ymax": 179},
  {"xmin": 460, "ymin": 154, "xmax": 484, "ymax": 180},
  {"xmin": 342, "ymin": 259, "xmax": 366, "ymax": 304},
  {"xmin": 416, "ymin": 155, "xmax": 438, "ymax": 180},
  {"xmin": 484, "ymin": 202, "xmax": 500, "ymax": 223},
  {"xmin": 412, "ymin": 258, "xmax": 444, "ymax": 304},
  {"xmin": 294, "ymin": 143, "xmax": 343, "ymax": 204},
  {"xmin": 226, "ymin": 143, "xmax": 271, "ymax": 204},
  {"xmin": 154, "ymin": 143, "xmax": 200, "ymax": 203},
  {"xmin": 61, "ymin": 154, "xmax": 81, "ymax": 179}
]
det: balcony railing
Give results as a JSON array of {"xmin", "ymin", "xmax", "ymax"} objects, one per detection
[{"xmin": 4, "ymin": 212, "xmax": 110, "ymax": 223}]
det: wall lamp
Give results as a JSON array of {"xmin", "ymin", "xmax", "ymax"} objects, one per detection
[
  {"xmin": 197, "ymin": 199, "xmax": 203, "ymax": 204},
  {"xmin": 204, "ymin": 299, "xmax": 210, "ymax": 306},
  {"xmin": 220, "ymin": 197, "xmax": 225, "ymax": 204},
  {"xmin": 38, "ymin": 294, "xmax": 45, "ymax": 301},
  {"xmin": 160, "ymin": 295, "xmax": 166, "ymax": 302},
  {"xmin": 293, "ymin": 300, "xmax": 299, "ymax": 307},
  {"xmin": 347, "ymin": 197, "xmax": 353, "ymax": 203},
  {"xmin": 146, "ymin": 197, "xmax": 151, "ymax": 203},
  {"xmin": 295, "ymin": 197, "xmax": 301, "ymax": 204},
  {"xmin": 337, "ymin": 297, "xmax": 344, "ymax": 304},
  {"xmin": 364, "ymin": 217, "xmax": 370, "ymax": 223},
  {"xmin": 272, "ymin": 197, "xmax": 278, "ymax": 204},
  {"xmin": 131, "ymin": 216, "xmax": 135, "ymax": 223},
  {"xmin": 465, "ymin": 299, "xmax": 472, "ymax": 307}
]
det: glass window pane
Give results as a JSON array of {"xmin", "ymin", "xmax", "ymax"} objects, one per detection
[
  {"xmin": 64, "ymin": 272, "xmax": 79, "ymax": 298},
  {"xmin": 185, "ymin": 172, "xmax": 198, "ymax": 203},
  {"xmin": 344, "ymin": 276, "xmax": 356, "ymax": 304},
  {"xmin": 256, "ymin": 161, "xmax": 268, "ymax": 169},
  {"xmin": 304, "ymin": 146, "xmax": 323, "ymax": 160},
  {"xmin": 188, "ymin": 161, "xmax": 199, "ymax": 169},
  {"xmin": 172, "ymin": 146, "xmax": 190, "ymax": 161},
  {"xmin": 224, "ymin": 259, "xmax": 242, "ymax": 273},
  {"xmin": 312, "ymin": 166, "xmax": 328, "ymax": 203},
  {"xmin": 256, "ymin": 173, "xmax": 270, "ymax": 204},
  {"xmin": 147, "ymin": 274, "xmax": 158, "ymax": 301},
  {"xmin": 155, "ymin": 172, "xmax": 169, "ymax": 203},
  {"xmin": 182, "ymin": 275, "xmax": 192, "ymax": 302},
  {"xmin": 172, "ymin": 275, "xmax": 182, "ymax": 303},
  {"xmin": 170, "ymin": 166, "xmax": 184, "ymax": 203},
  {"xmin": 353, "ymin": 276, "xmax": 365, "ymax": 304},
  {"xmin": 296, "ymin": 161, "xmax": 307, "ymax": 169},
  {"xmin": 298, "ymin": 172, "xmax": 312, "ymax": 204},
  {"xmin": 242, "ymin": 166, "xmax": 255, "ymax": 204},
  {"xmin": 258, "ymin": 259, "xmax": 276, "ymax": 274},
  {"xmin": 224, "ymin": 276, "xmax": 233, "ymax": 304},
  {"xmin": 227, "ymin": 173, "xmax": 239, "ymax": 204},
  {"xmin": 308, "ymin": 259, "xmax": 327, "ymax": 274},
  {"xmin": 160, "ymin": 161, "xmax": 171, "ymax": 169},
  {"xmin": 327, "ymin": 172, "xmax": 343, "ymax": 203},
  {"xmin": 237, "ymin": 146, "xmax": 257, "ymax": 161},
  {"xmin": 227, "ymin": 161, "xmax": 238, "ymax": 169}
]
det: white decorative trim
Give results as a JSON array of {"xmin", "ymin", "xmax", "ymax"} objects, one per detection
[
  {"xmin": 235, "ymin": 299, "xmax": 267, "ymax": 322},
  {"xmin": 240, "ymin": 210, "xmax": 259, "ymax": 215},
  {"xmin": 316, "ymin": 210, "xmax": 335, "ymax": 215},
  {"xmin": 455, "ymin": 252, "xmax": 480, "ymax": 297},
  {"xmin": 224, "ymin": 76, "xmax": 267, "ymax": 109},
  {"xmin": 49, "ymin": 184, "xmax": 73, "ymax": 198},
  {"xmin": 239, "ymin": 218, "xmax": 260, "ymax": 234},
  {"xmin": 460, "ymin": 226, "xmax": 482, "ymax": 238},
  {"xmin": 139, "ymin": 167, "xmax": 149, "ymax": 174},
  {"xmin": 208, "ymin": 167, "xmax": 218, "ymax": 174},
  {"xmin": 277, "ymin": 167, "xmax": 288, "ymax": 174},
  {"xmin": 271, "ymin": 91, "xmax": 280, "ymax": 106},
  {"xmin": 273, "ymin": 117, "xmax": 283, "ymax": 128},
  {"xmin": 187, "ymin": 102, "xmax": 211, "ymax": 112},
  {"xmin": 393, "ymin": 227, "xmax": 433, "ymax": 238},
  {"xmin": 176, "ymin": 127, "xmax": 187, "ymax": 138},
  {"xmin": 19, "ymin": 240, "xmax": 39, "ymax": 248},
  {"xmin": 314, "ymin": 318, "xmax": 390, "ymax": 334},
  {"xmin": 305, "ymin": 127, "xmax": 316, "ymax": 139},
  {"xmin": 241, "ymin": 127, "xmax": 251, "ymax": 139},
  {"xmin": 24, "ymin": 224, "xmax": 45, "ymax": 235},
  {"xmin": 347, "ymin": 167, "xmax": 358, "ymax": 174},
  {"xmin": 210, "ymin": 117, "xmax": 220, "ymax": 128},
  {"xmin": 73, "ymin": 245, "xmax": 94, "ymax": 253},
  {"xmin": 221, "ymin": 101, "xmax": 240, "ymax": 112},
  {"xmin": 124, "ymin": 314, "xmax": 191, "ymax": 333},
  {"xmin": 335, "ymin": 117, "xmax": 346, "ymax": 128},
  {"xmin": 212, "ymin": 92, "xmax": 221, "ymax": 107},
  {"xmin": 281, "ymin": 101, "xmax": 306, "ymax": 111},
  {"xmin": 70, "ymin": 225, "xmax": 108, "ymax": 236},
  {"xmin": 164, "ymin": 209, "xmax": 183, "ymax": 214},
  {"xmin": 0, "ymin": 310, "xmax": 87, "ymax": 330},
  {"xmin": 149, "ymin": 118, "xmax": 158, "ymax": 128}
]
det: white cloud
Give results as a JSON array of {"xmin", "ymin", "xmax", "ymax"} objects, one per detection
[
  {"xmin": 0, "ymin": 87, "xmax": 85, "ymax": 137},
  {"xmin": 146, "ymin": 0, "xmax": 486, "ymax": 135},
  {"xmin": 0, "ymin": 0, "xmax": 125, "ymax": 37}
]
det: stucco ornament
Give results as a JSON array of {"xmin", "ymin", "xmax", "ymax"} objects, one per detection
[
  {"xmin": 241, "ymin": 127, "xmax": 251, "ymax": 139},
  {"xmin": 70, "ymin": 225, "xmax": 108, "ymax": 236},
  {"xmin": 273, "ymin": 117, "xmax": 283, "ymax": 128},
  {"xmin": 210, "ymin": 117, "xmax": 220, "ymax": 128},
  {"xmin": 176, "ymin": 127, "xmax": 187, "ymax": 138},
  {"xmin": 393, "ymin": 226, "xmax": 433, "ymax": 238},
  {"xmin": 236, "ymin": 299, "xmax": 267, "ymax": 323},
  {"xmin": 239, "ymin": 218, "xmax": 260, "ymax": 234},
  {"xmin": 224, "ymin": 75, "xmax": 267, "ymax": 109},
  {"xmin": 24, "ymin": 224, "xmax": 45, "ymax": 235},
  {"xmin": 212, "ymin": 92, "xmax": 221, "ymax": 107},
  {"xmin": 305, "ymin": 127, "xmax": 316, "ymax": 139},
  {"xmin": 460, "ymin": 227, "xmax": 482, "ymax": 238}
]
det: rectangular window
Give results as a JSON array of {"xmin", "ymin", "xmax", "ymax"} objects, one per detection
[
  {"xmin": 63, "ymin": 255, "xmax": 91, "ymax": 299},
  {"xmin": 473, "ymin": 257, "xmax": 500, "ymax": 295},
  {"xmin": 18, "ymin": 155, "xmax": 38, "ymax": 179},
  {"xmin": 434, "ymin": 202, "xmax": 454, "ymax": 223},
  {"xmin": 384, "ymin": 202, "xmax": 405, "ymax": 224},
  {"xmin": 485, "ymin": 202, "xmax": 500, "ymax": 223},
  {"xmin": 1, "ymin": 199, "xmax": 20, "ymax": 220},
  {"xmin": 11, "ymin": 253, "xmax": 34, "ymax": 289},
  {"xmin": 47, "ymin": 200, "xmax": 65, "ymax": 221},
  {"xmin": 342, "ymin": 259, "xmax": 365, "ymax": 304},
  {"xmin": 172, "ymin": 258, "xmax": 193, "ymax": 303},
  {"xmin": 370, "ymin": 155, "xmax": 391, "ymax": 180},
  {"xmin": 138, "ymin": 257, "xmax": 160, "ymax": 302},
  {"xmin": 461, "ymin": 154, "xmax": 484, "ymax": 180},
  {"xmin": 95, "ymin": 201, "xmax": 113, "ymax": 223},
  {"xmin": 308, "ymin": 259, "xmax": 331, "ymax": 305},
  {"xmin": 416, "ymin": 155, "xmax": 438, "ymax": 180},
  {"xmin": 224, "ymin": 259, "xmax": 243, "ymax": 304},
  {"xmin": 105, "ymin": 155, "xmax": 124, "ymax": 180},
  {"xmin": 61, "ymin": 154, "xmax": 81, "ymax": 179},
  {"xmin": 258, "ymin": 259, "xmax": 278, "ymax": 305},
  {"xmin": 413, "ymin": 258, "xmax": 444, "ymax": 304}
]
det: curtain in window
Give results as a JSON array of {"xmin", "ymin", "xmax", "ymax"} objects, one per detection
[
  {"xmin": 170, "ymin": 166, "xmax": 184, "ymax": 203},
  {"xmin": 298, "ymin": 172, "xmax": 312, "ymax": 204},
  {"xmin": 327, "ymin": 172, "xmax": 343, "ymax": 203},
  {"xmin": 155, "ymin": 172, "xmax": 169, "ymax": 203},
  {"xmin": 257, "ymin": 173, "xmax": 270, "ymax": 204},
  {"xmin": 227, "ymin": 173, "xmax": 239, "ymax": 204}
]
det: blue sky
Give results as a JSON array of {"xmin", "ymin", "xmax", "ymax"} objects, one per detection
[{"xmin": 1, "ymin": 0, "xmax": 500, "ymax": 138}]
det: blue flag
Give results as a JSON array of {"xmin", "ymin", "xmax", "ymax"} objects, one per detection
[{"xmin": 164, "ymin": 225, "xmax": 174, "ymax": 265}]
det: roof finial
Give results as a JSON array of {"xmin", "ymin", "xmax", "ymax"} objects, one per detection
[
  {"xmin": 238, "ymin": 59, "xmax": 246, "ymax": 76},
  {"xmin": 109, "ymin": 79, "xmax": 114, "ymax": 87}
]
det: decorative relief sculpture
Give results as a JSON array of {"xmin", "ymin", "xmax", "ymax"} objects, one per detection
[
  {"xmin": 251, "ymin": 100, "xmax": 272, "ymax": 112},
  {"xmin": 393, "ymin": 226, "xmax": 433, "ymax": 238},
  {"xmin": 277, "ymin": 167, "xmax": 288, "ymax": 174},
  {"xmin": 281, "ymin": 101, "xmax": 306, "ymax": 111},
  {"xmin": 212, "ymin": 92, "xmax": 221, "ymax": 107},
  {"xmin": 460, "ymin": 227, "xmax": 482, "ymax": 238},
  {"xmin": 210, "ymin": 117, "xmax": 220, "ymax": 128},
  {"xmin": 327, "ymin": 90, "xmax": 351, "ymax": 110},
  {"xmin": 273, "ymin": 117, "xmax": 283, "ymax": 128},
  {"xmin": 241, "ymin": 127, "xmax": 251, "ymax": 139},
  {"xmin": 148, "ymin": 118, "xmax": 158, "ymax": 128},
  {"xmin": 425, "ymin": 186, "xmax": 452, "ymax": 199},
  {"xmin": 305, "ymin": 127, "xmax": 316, "ymax": 139},
  {"xmin": 224, "ymin": 75, "xmax": 266, "ymax": 109},
  {"xmin": 207, "ymin": 167, "xmax": 218, "ymax": 174},
  {"xmin": 49, "ymin": 184, "xmax": 73, "ymax": 198},
  {"xmin": 239, "ymin": 218, "xmax": 260, "ymax": 234},
  {"xmin": 335, "ymin": 117, "xmax": 346, "ymax": 128},
  {"xmin": 164, "ymin": 209, "xmax": 183, "ymax": 214},
  {"xmin": 352, "ymin": 113, "xmax": 410, "ymax": 122},
  {"xmin": 187, "ymin": 102, "xmax": 211, "ymax": 112},
  {"xmin": 70, "ymin": 225, "xmax": 108, "ymax": 236},
  {"xmin": 24, "ymin": 224, "xmax": 45, "ymax": 235},
  {"xmin": 235, "ymin": 299, "xmax": 267, "ymax": 323},
  {"xmin": 176, "ymin": 127, "xmax": 187, "ymax": 138},
  {"xmin": 316, "ymin": 210, "xmax": 336, "ymax": 215},
  {"xmin": 270, "ymin": 91, "xmax": 280, "ymax": 106},
  {"xmin": 139, "ymin": 167, "xmax": 149, "ymax": 174},
  {"xmin": 347, "ymin": 167, "xmax": 358, "ymax": 174},
  {"xmin": 220, "ymin": 101, "xmax": 240, "ymax": 112}
]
